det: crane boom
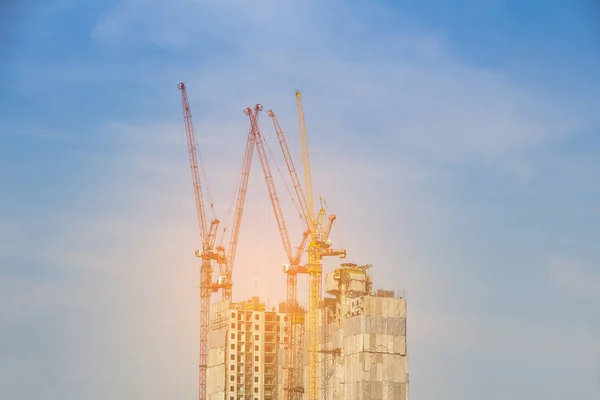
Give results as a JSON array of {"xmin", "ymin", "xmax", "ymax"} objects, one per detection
[
  {"xmin": 219, "ymin": 105, "xmax": 259, "ymax": 302},
  {"xmin": 295, "ymin": 91, "xmax": 316, "ymax": 232},
  {"xmin": 267, "ymin": 109, "xmax": 310, "ymax": 229},
  {"xmin": 180, "ymin": 82, "xmax": 210, "ymax": 245},
  {"xmin": 253, "ymin": 106, "xmax": 293, "ymax": 262}
]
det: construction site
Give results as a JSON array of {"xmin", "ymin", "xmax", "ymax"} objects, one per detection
[{"xmin": 178, "ymin": 83, "xmax": 409, "ymax": 400}]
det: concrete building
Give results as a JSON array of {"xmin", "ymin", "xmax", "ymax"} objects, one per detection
[
  {"xmin": 315, "ymin": 263, "xmax": 409, "ymax": 400},
  {"xmin": 207, "ymin": 264, "xmax": 408, "ymax": 400},
  {"xmin": 207, "ymin": 297, "xmax": 287, "ymax": 400}
]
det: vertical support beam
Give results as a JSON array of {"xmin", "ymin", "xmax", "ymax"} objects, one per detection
[
  {"xmin": 307, "ymin": 245, "xmax": 321, "ymax": 400},
  {"xmin": 199, "ymin": 259, "xmax": 212, "ymax": 400}
]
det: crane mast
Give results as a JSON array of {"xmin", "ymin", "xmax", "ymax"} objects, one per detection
[
  {"xmin": 296, "ymin": 90, "xmax": 346, "ymax": 400},
  {"xmin": 286, "ymin": 231, "xmax": 310, "ymax": 400}
]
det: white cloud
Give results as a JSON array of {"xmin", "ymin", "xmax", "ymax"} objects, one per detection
[
  {"xmin": 82, "ymin": 0, "xmax": 598, "ymax": 355},
  {"xmin": 3, "ymin": 1, "xmax": 600, "ymax": 399},
  {"xmin": 82, "ymin": 0, "xmax": 597, "ymax": 190}
]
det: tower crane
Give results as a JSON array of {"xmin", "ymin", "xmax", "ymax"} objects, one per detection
[
  {"xmin": 178, "ymin": 83, "xmax": 257, "ymax": 400},
  {"xmin": 266, "ymin": 109, "xmax": 311, "ymax": 399},
  {"xmin": 295, "ymin": 90, "xmax": 346, "ymax": 400},
  {"xmin": 178, "ymin": 82, "xmax": 224, "ymax": 400},
  {"xmin": 242, "ymin": 108, "xmax": 309, "ymax": 399}
]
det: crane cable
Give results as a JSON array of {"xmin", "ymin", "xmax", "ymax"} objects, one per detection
[
  {"xmin": 288, "ymin": 116, "xmax": 346, "ymax": 253},
  {"xmin": 196, "ymin": 140, "xmax": 217, "ymax": 220},
  {"xmin": 263, "ymin": 128, "xmax": 305, "ymax": 225},
  {"xmin": 289, "ymin": 131, "xmax": 330, "ymax": 215},
  {"xmin": 219, "ymin": 119, "xmax": 250, "ymax": 247}
]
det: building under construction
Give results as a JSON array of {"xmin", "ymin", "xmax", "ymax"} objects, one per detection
[
  {"xmin": 206, "ymin": 297, "xmax": 288, "ymax": 400},
  {"xmin": 206, "ymin": 263, "xmax": 409, "ymax": 400},
  {"xmin": 316, "ymin": 263, "xmax": 409, "ymax": 400},
  {"xmin": 177, "ymin": 83, "xmax": 408, "ymax": 400}
]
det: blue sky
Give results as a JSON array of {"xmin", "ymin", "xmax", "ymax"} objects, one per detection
[{"xmin": 1, "ymin": 0, "xmax": 600, "ymax": 399}]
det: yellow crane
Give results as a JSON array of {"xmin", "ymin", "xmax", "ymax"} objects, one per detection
[{"xmin": 295, "ymin": 90, "xmax": 346, "ymax": 400}]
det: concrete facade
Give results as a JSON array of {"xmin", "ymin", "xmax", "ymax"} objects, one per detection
[
  {"xmin": 207, "ymin": 297, "xmax": 287, "ymax": 400},
  {"xmin": 316, "ymin": 264, "xmax": 409, "ymax": 400},
  {"xmin": 207, "ymin": 264, "xmax": 409, "ymax": 400}
]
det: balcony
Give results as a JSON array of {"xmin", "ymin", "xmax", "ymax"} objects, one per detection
[
  {"xmin": 291, "ymin": 313, "xmax": 305, "ymax": 325},
  {"xmin": 264, "ymin": 379, "xmax": 275, "ymax": 387}
]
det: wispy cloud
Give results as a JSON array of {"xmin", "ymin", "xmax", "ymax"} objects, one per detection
[
  {"xmin": 2, "ymin": 1, "xmax": 599, "ymax": 399},
  {"xmin": 87, "ymin": 1, "xmax": 597, "ymax": 170}
]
